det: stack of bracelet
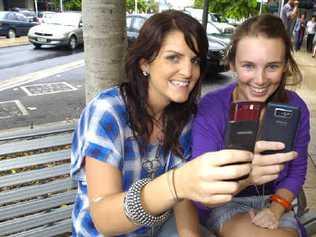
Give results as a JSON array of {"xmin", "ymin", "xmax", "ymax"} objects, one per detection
[{"xmin": 123, "ymin": 178, "xmax": 171, "ymax": 227}]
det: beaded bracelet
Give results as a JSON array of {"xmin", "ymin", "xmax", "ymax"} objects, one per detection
[
  {"xmin": 270, "ymin": 194, "xmax": 292, "ymax": 211},
  {"xmin": 123, "ymin": 178, "xmax": 171, "ymax": 227}
]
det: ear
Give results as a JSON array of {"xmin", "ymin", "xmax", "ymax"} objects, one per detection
[
  {"xmin": 139, "ymin": 58, "xmax": 149, "ymax": 73},
  {"xmin": 229, "ymin": 62, "xmax": 236, "ymax": 72}
]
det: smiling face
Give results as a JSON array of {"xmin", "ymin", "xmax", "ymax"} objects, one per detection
[
  {"xmin": 231, "ymin": 35, "xmax": 287, "ymax": 102},
  {"xmin": 140, "ymin": 30, "xmax": 201, "ymax": 113}
]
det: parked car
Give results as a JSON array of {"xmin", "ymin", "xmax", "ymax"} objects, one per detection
[
  {"xmin": 28, "ymin": 12, "xmax": 83, "ymax": 50},
  {"xmin": 37, "ymin": 11, "xmax": 57, "ymax": 24},
  {"xmin": 0, "ymin": 11, "xmax": 38, "ymax": 38},
  {"xmin": 184, "ymin": 8, "xmax": 235, "ymax": 34},
  {"xmin": 12, "ymin": 8, "xmax": 38, "ymax": 23},
  {"xmin": 126, "ymin": 14, "xmax": 229, "ymax": 75}
]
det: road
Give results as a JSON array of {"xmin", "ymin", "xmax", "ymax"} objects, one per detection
[
  {"xmin": 0, "ymin": 44, "xmax": 232, "ymax": 131},
  {"xmin": 0, "ymin": 45, "xmax": 85, "ymax": 130}
]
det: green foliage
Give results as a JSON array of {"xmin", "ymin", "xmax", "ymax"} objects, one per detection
[
  {"xmin": 52, "ymin": 0, "xmax": 81, "ymax": 11},
  {"xmin": 126, "ymin": 0, "xmax": 158, "ymax": 13},
  {"xmin": 194, "ymin": 0, "xmax": 260, "ymax": 20}
]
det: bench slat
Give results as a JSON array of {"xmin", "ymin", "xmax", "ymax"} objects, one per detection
[
  {"xmin": 0, "ymin": 178, "xmax": 76, "ymax": 205},
  {"xmin": 0, "ymin": 133, "xmax": 72, "ymax": 155},
  {"xmin": 0, "ymin": 121, "xmax": 75, "ymax": 142},
  {"xmin": 0, "ymin": 164, "xmax": 70, "ymax": 188},
  {"xmin": 0, "ymin": 149, "xmax": 70, "ymax": 172},
  {"xmin": 0, "ymin": 205, "xmax": 73, "ymax": 235},
  {"xmin": 0, "ymin": 190, "xmax": 76, "ymax": 221},
  {"xmin": 8, "ymin": 219, "xmax": 72, "ymax": 237}
]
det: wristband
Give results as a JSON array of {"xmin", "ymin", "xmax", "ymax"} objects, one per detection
[{"xmin": 270, "ymin": 194, "xmax": 292, "ymax": 211}]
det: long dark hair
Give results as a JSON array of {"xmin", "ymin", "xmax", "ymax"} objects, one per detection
[
  {"xmin": 227, "ymin": 14, "xmax": 302, "ymax": 103},
  {"xmin": 120, "ymin": 10, "xmax": 208, "ymax": 158}
]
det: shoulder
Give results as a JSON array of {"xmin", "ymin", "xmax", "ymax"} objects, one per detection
[
  {"xmin": 198, "ymin": 82, "xmax": 235, "ymax": 113},
  {"xmin": 286, "ymin": 90, "xmax": 310, "ymax": 117},
  {"xmin": 86, "ymin": 87, "xmax": 127, "ymax": 121}
]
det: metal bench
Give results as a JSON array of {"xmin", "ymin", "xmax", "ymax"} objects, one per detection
[
  {"xmin": 0, "ymin": 123, "xmax": 76, "ymax": 237},
  {"xmin": 296, "ymin": 184, "xmax": 316, "ymax": 236}
]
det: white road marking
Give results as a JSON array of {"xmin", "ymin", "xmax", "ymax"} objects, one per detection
[
  {"xmin": 20, "ymin": 81, "xmax": 78, "ymax": 96},
  {"xmin": 0, "ymin": 60, "xmax": 84, "ymax": 92}
]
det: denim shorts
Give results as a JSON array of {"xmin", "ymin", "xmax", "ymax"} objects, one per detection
[{"xmin": 205, "ymin": 195, "xmax": 301, "ymax": 237}]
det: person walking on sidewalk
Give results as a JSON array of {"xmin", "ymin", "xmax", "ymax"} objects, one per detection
[
  {"xmin": 281, "ymin": 0, "xmax": 300, "ymax": 38},
  {"xmin": 294, "ymin": 13, "xmax": 306, "ymax": 51},
  {"xmin": 306, "ymin": 16, "xmax": 316, "ymax": 52}
]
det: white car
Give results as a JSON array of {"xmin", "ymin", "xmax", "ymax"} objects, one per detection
[
  {"xmin": 184, "ymin": 8, "xmax": 235, "ymax": 34},
  {"xmin": 28, "ymin": 12, "xmax": 83, "ymax": 50}
]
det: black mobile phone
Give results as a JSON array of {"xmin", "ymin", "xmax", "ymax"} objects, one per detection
[
  {"xmin": 223, "ymin": 101, "xmax": 263, "ymax": 181},
  {"xmin": 259, "ymin": 103, "xmax": 300, "ymax": 154}
]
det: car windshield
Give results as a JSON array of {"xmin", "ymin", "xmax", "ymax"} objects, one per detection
[
  {"xmin": 0, "ymin": 12, "xmax": 7, "ymax": 19},
  {"xmin": 210, "ymin": 14, "xmax": 228, "ymax": 23},
  {"xmin": 44, "ymin": 13, "xmax": 80, "ymax": 26}
]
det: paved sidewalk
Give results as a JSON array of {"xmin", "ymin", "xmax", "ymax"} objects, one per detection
[
  {"xmin": 0, "ymin": 36, "xmax": 29, "ymax": 48},
  {"xmin": 293, "ymin": 50, "xmax": 316, "ymax": 217}
]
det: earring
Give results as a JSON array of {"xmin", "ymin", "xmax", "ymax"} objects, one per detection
[{"xmin": 142, "ymin": 71, "xmax": 149, "ymax": 77}]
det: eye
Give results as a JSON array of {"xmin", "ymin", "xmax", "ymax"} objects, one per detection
[
  {"xmin": 266, "ymin": 64, "xmax": 281, "ymax": 72},
  {"xmin": 166, "ymin": 54, "xmax": 180, "ymax": 63},
  {"xmin": 242, "ymin": 63, "xmax": 254, "ymax": 70},
  {"xmin": 191, "ymin": 57, "xmax": 201, "ymax": 65}
]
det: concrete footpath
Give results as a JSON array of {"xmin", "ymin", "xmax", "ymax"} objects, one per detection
[{"xmin": 294, "ymin": 50, "xmax": 316, "ymax": 217}]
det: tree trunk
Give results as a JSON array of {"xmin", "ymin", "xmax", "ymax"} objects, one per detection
[{"xmin": 82, "ymin": 0, "xmax": 127, "ymax": 103}]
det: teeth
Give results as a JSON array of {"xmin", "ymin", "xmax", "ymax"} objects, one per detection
[
  {"xmin": 170, "ymin": 80, "xmax": 189, "ymax": 87},
  {"xmin": 252, "ymin": 87, "xmax": 266, "ymax": 93}
]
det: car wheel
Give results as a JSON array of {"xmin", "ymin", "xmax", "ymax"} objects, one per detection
[
  {"xmin": 7, "ymin": 29, "xmax": 16, "ymax": 38},
  {"xmin": 33, "ymin": 43, "xmax": 41, "ymax": 49},
  {"xmin": 68, "ymin": 36, "xmax": 77, "ymax": 50}
]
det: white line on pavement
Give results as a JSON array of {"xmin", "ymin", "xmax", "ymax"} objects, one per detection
[{"xmin": 0, "ymin": 60, "xmax": 84, "ymax": 92}]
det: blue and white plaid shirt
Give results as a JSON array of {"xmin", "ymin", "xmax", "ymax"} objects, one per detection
[{"xmin": 71, "ymin": 87, "xmax": 192, "ymax": 237}]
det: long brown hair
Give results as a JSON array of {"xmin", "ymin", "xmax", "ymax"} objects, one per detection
[
  {"xmin": 227, "ymin": 14, "xmax": 302, "ymax": 103},
  {"xmin": 120, "ymin": 10, "xmax": 208, "ymax": 158}
]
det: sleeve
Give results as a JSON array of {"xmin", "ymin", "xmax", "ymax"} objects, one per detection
[
  {"xmin": 71, "ymin": 97, "xmax": 123, "ymax": 180},
  {"xmin": 274, "ymin": 99, "xmax": 310, "ymax": 197},
  {"xmin": 191, "ymin": 95, "xmax": 226, "ymax": 159}
]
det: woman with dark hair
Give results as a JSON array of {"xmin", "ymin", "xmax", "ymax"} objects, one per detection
[
  {"xmin": 71, "ymin": 10, "xmax": 254, "ymax": 237},
  {"xmin": 192, "ymin": 14, "xmax": 310, "ymax": 237}
]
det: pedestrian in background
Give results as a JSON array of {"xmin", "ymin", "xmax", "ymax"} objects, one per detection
[
  {"xmin": 281, "ymin": 0, "xmax": 300, "ymax": 38},
  {"xmin": 306, "ymin": 16, "xmax": 316, "ymax": 53},
  {"xmin": 294, "ymin": 13, "xmax": 306, "ymax": 51}
]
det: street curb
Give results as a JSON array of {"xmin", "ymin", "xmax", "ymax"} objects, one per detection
[{"xmin": 0, "ymin": 37, "xmax": 30, "ymax": 48}]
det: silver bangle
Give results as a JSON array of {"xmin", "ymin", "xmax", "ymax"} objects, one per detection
[{"xmin": 123, "ymin": 178, "xmax": 171, "ymax": 227}]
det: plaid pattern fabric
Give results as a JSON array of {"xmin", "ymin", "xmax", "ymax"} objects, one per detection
[{"xmin": 70, "ymin": 86, "xmax": 192, "ymax": 237}]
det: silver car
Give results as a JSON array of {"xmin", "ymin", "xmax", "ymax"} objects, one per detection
[{"xmin": 28, "ymin": 12, "xmax": 83, "ymax": 50}]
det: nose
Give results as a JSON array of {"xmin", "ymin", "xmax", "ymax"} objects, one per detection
[
  {"xmin": 179, "ymin": 59, "xmax": 193, "ymax": 78},
  {"xmin": 254, "ymin": 68, "xmax": 266, "ymax": 85}
]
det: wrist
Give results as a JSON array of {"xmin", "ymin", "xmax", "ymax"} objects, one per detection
[
  {"xmin": 174, "ymin": 166, "xmax": 185, "ymax": 200},
  {"xmin": 269, "ymin": 202, "xmax": 285, "ymax": 220}
]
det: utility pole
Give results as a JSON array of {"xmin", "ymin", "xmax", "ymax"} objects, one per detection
[
  {"xmin": 60, "ymin": 0, "xmax": 63, "ymax": 12},
  {"xmin": 259, "ymin": 0, "xmax": 264, "ymax": 15},
  {"xmin": 202, "ymin": 0, "xmax": 209, "ymax": 30},
  {"xmin": 135, "ymin": 0, "xmax": 138, "ymax": 13},
  {"xmin": 34, "ymin": 0, "xmax": 38, "ymax": 15}
]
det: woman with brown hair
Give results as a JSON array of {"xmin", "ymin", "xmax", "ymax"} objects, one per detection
[
  {"xmin": 192, "ymin": 14, "xmax": 309, "ymax": 237},
  {"xmin": 71, "ymin": 10, "xmax": 254, "ymax": 237}
]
